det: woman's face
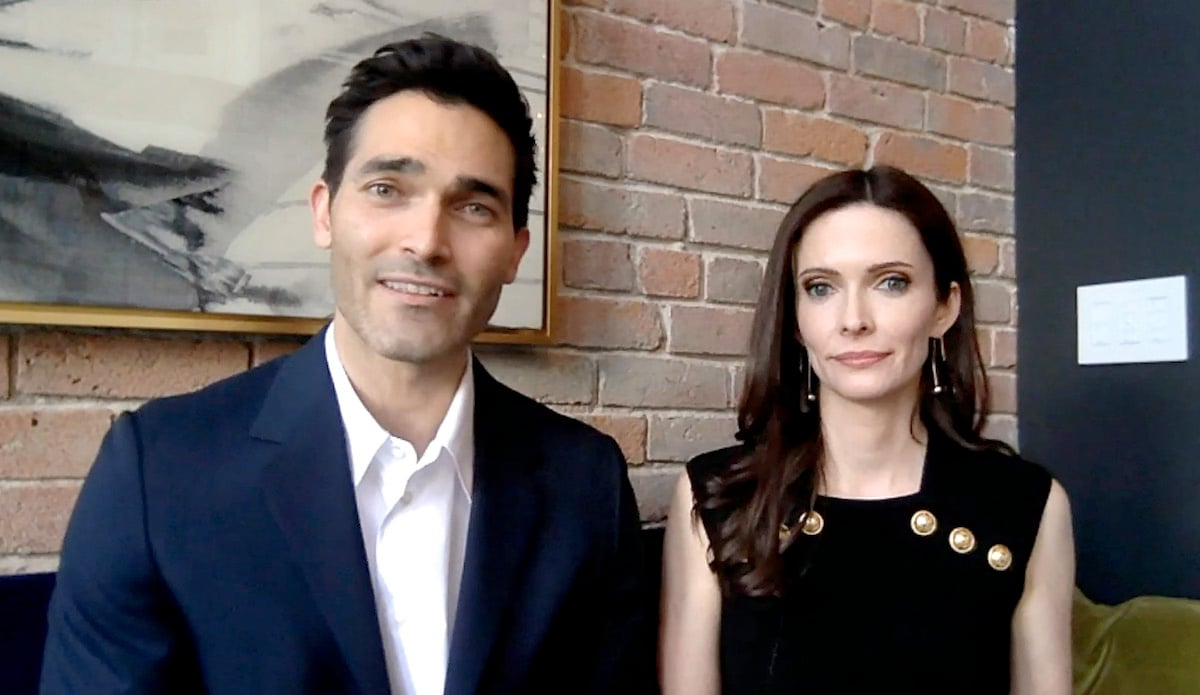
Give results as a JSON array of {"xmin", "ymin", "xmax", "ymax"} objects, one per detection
[{"xmin": 793, "ymin": 203, "xmax": 960, "ymax": 408}]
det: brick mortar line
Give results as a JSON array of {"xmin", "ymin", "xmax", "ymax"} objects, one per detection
[
  {"xmin": 867, "ymin": 121, "xmax": 1015, "ymax": 155},
  {"xmin": 559, "ymin": 171, "xmax": 792, "ymax": 209},
  {"xmin": 559, "ymin": 287, "xmax": 760, "ymax": 312},
  {"xmin": 0, "ymin": 400, "xmax": 140, "ymax": 411},
  {"xmin": 487, "ymin": 347, "xmax": 746, "ymax": 369},
  {"xmin": 914, "ymin": 127, "xmax": 1016, "ymax": 152},
  {"xmin": 846, "ymin": 21, "xmax": 860, "ymax": 74},
  {"xmin": 564, "ymin": 60, "xmax": 1012, "ymax": 121},
  {"xmin": 541, "ymin": 348, "xmax": 746, "ymax": 367},
  {"xmin": 606, "ymin": 403, "xmax": 747, "ymax": 416},
  {"xmin": 561, "ymin": 63, "xmax": 672, "ymax": 84},
  {"xmin": 711, "ymin": 42, "xmax": 861, "ymax": 81},
  {"xmin": 699, "ymin": 250, "xmax": 768, "ymax": 265},
  {"xmin": 548, "ymin": 406, "xmax": 1018, "ymax": 425},
  {"xmin": 590, "ymin": 404, "xmax": 741, "ymax": 414},
  {"xmin": 731, "ymin": 0, "xmax": 745, "ymax": 44},
  {"xmin": 566, "ymin": 21, "xmax": 1017, "ymax": 75},
  {"xmin": 561, "ymin": 63, "xmax": 717, "ymax": 94},
  {"xmin": 564, "ymin": 408, "xmax": 739, "ymax": 419},
  {"xmin": 561, "ymin": 230, "xmax": 770, "ymax": 263},
  {"xmin": 0, "ymin": 478, "xmax": 90, "ymax": 485},
  {"xmin": 959, "ymin": 229, "xmax": 1018, "ymax": 243},
  {"xmin": 629, "ymin": 117, "xmax": 1011, "ymax": 167},
  {"xmin": 561, "ymin": 145, "xmax": 1012, "ymax": 202},
  {"xmin": 625, "ymin": 124, "xmax": 773, "ymax": 158},
  {"xmin": 0, "ymin": 555, "xmax": 62, "ymax": 573},
  {"xmin": 626, "ymin": 237, "xmax": 710, "ymax": 254},
  {"xmin": 683, "ymin": 192, "xmax": 787, "ymax": 213},
  {"xmin": 4, "ymin": 335, "xmax": 12, "ymax": 399},
  {"xmin": 844, "ymin": 36, "xmax": 1017, "ymax": 70},
  {"xmin": 751, "ymin": 148, "xmax": 882, "ymax": 173},
  {"xmin": 965, "ymin": 142, "xmax": 1018, "ymax": 154},
  {"xmin": 953, "ymin": 188, "xmax": 1017, "ymax": 201},
  {"xmin": 556, "ymin": 285, "xmax": 673, "ymax": 302},
  {"xmin": 545, "ymin": 341, "xmax": 744, "ymax": 357},
  {"xmin": 594, "ymin": 357, "xmax": 743, "ymax": 372},
  {"xmin": 758, "ymin": 107, "xmax": 942, "ymax": 141},
  {"xmin": 640, "ymin": 76, "xmax": 771, "ymax": 106},
  {"xmin": 941, "ymin": 8, "xmax": 1016, "ymax": 28},
  {"xmin": 0, "ymin": 479, "xmax": 83, "ymax": 488},
  {"xmin": 962, "ymin": 181, "xmax": 1016, "ymax": 195},
  {"xmin": 851, "ymin": 30, "xmax": 1013, "ymax": 64},
  {"xmin": 565, "ymin": 4, "xmax": 734, "ymax": 45},
  {"xmin": 633, "ymin": 111, "xmax": 1008, "ymax": 153},
  {"xmin": 5, "ymin": 325, "xmax": 291, "ymax": 344}
]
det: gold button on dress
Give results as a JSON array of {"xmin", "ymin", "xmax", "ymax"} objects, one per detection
[
  {"xmin": 987, "ymin": 544, "xmax": 1013, "ymax": 571},
  {"xmin": 949, "ymin": 527, "xmax": 977, "ymax": 553},
  {"xmin": 910, "ymin": 510, "xmax": 938, "ymax": 536}
]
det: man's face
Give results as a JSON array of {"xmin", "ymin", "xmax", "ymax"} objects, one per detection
[{"xmin": 311, "ymin": 90, "xmax": 530, "ymax": 364}]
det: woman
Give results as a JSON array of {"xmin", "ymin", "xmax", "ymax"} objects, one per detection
[{"xmin": 660, "ymin": 166, "xmax": 1074, "ymax": 694}]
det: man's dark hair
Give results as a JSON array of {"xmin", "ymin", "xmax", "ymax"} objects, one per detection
[{"xmin": 322, "ymin": 34, "xmax": 538, "ymax": 229}]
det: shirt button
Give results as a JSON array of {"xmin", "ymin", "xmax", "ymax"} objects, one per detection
[{"xmin": 399, "ymin": 491, "xmax": 413, "ymax": 506}]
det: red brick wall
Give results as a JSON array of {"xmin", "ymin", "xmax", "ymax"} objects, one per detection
[{"xmin": 0, "ymin": 0, "xmax": 1017, "ymax": 572}]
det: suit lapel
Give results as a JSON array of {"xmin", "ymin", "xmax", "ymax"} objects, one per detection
[
  {"xmin": 253, "ymin": 330, "xmax": 391, "ymax": 695},
  {"xmin": 445, "ymin": 363, "xmax": 545, "ymax": 695}
]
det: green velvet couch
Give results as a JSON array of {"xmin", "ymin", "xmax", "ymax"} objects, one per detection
[{"xmin": 1073, "ymin": 588, "xmax": 1200, "ymax": 694}]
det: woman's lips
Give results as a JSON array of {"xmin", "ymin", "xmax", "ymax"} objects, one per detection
[{"xmin": 831, "ymin": 351, "xmax": 889, "ymax": 367}]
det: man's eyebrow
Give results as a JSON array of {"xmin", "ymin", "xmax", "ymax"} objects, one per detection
[{"xmin": 356, "ymin": 156, "xmax": 426, "ymax": 177}]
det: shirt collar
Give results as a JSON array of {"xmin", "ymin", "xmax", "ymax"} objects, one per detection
[{"xmin": 324, "ymin": 328, "xmax": 475, "ymax": 499}]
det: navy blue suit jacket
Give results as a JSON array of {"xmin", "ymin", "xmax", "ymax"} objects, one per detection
[{"xmin": 40, "ymin": 332, "xmax": 648, "ymax": 694}]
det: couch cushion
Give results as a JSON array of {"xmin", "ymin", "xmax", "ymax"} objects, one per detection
[{"xmin": 1074, "ymin": 588, "xmax": 1200, "ymax": 694}]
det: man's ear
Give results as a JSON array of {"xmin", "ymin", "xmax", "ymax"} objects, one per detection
[
  {"xmin": 504, "ymin": 227, "xmax": 531, "ymax": 284},
  {"xmin": 311, "ymin": 180, "xmax": 333, "ymax": 250}
]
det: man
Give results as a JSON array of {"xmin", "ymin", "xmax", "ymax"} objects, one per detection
[{"xmin": 41, "ymin": 35, "xmax": 647, "ymax": 695}]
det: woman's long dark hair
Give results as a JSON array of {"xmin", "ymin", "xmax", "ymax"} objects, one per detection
[{"xmin": 697, "ymin": 165, "xmax": 1013, "ymax": 597}]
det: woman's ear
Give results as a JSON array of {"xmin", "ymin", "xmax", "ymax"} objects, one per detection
[{"xmin": 933, "ymin": 281, "xmax": 962, "ymax": 336}]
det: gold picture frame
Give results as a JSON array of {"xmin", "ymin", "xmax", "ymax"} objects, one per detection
[{"xmin": 0, "ymin": 1, "xmax": 560, "ymax": 345}]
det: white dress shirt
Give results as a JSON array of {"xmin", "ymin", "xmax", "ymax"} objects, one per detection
[{"xmin": 325, "ymin": 329, "xmax": 474, "ymax": 695}]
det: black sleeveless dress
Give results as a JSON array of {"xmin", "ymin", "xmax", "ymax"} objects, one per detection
[{"xmin": 686, "ymin": 433, "xmax": 1053, "ymax": 694}]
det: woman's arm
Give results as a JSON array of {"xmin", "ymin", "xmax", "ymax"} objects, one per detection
[
  {"xmin": 1011, "ymin": 479, "xmax": 1076, "ymax": 694},
  {"xmin": 659, "ymin": 471, "xmax": 723, "ymax": 695}
]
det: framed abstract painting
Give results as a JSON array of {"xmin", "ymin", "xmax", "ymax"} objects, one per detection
[{"xmin": 0, "ymin": 0, "xmax": 560, "ymax": 342}]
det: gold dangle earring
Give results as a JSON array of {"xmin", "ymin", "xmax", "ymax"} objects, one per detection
[
  {"xmin": 930, "ymin": 336, "xmax": 947, "ymax": 395},
  {"xmin": 805, "ymin": 353, "xmax": 817, "ymax": 402}
]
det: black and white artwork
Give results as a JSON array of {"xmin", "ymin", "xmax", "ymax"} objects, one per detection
[{"xmin": 0, "ymin": 0, "xmax": 553, "ymax": 334}]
